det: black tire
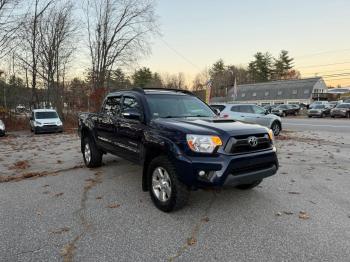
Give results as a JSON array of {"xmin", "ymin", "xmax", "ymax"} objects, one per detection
[
  {"xmin": 236, "ymin": 179, "xmax": 262, "ymax": 190},
  {"xmin": 331, "ymin": 115, "xmax": 335, "ymax": 118},
  {"xmin": 308, "ymin": 115, "xmax": 312, "ymax": 118},
  {"xmin": 148, "ymin": 156, "xmax": 189, "ymax": 212},
  {"xmin": 82, "ymin": 136, "xmax": 102, "ymax": 168},
  {"xmin": 347, "ymin": 112, "xmax": 350, "ymax": 118},
  {"xmin": 271, "ymin": 121, "xmax": 281, "ymax": 136},
  {"xmin": 320, "ymin": 113, "xmax": 324, "ymax": 118}
]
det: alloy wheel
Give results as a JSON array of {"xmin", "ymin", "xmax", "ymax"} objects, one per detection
[
  {"xmin": 152, "ymin": 167, "xmax": 172, "ymax": 202},
  {"xmin": 84, "ymin": 143, "xmax": 91, "ymax": 164}
]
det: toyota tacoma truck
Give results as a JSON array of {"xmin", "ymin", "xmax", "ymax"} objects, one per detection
[{"xmin": 78, "ymin": 88, "xmax": 278, "ymax": 212}]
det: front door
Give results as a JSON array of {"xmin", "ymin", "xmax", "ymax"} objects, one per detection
[{"xmin": 116, "ymin": 96, "xmax": 144, "ymax": 163}]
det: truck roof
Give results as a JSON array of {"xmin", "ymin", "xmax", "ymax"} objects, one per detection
[{"xmin": 108, "ymin": 87, "xmax": 193, "ymax": 97}]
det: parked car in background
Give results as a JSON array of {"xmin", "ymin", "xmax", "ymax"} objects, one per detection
[
  {"xmin": 271, "ymin": 104, "xmax": 297, "ymax": 117},
  {"xmin": 289, "ymin": 104, "xmax": 301, "ymax": 114},
  {"xmin": 213, "ymin": 103, "xmax": 282, "ymax": 135},
  {"xmin": 263, "ymin": 104, "xmax": 278, "ymax": 113},
  {"xmin": 330, "ymin": 103, "xmax": 350, "ymax": 118},
  {"xmin": 0, "ymin": 119, "xmax": 5, "ymax": 136},
  {"xmin": 328, "ymin": 101, "xmax": 340, "ymax": 109},
  {"xmin": 307, "ymin": 104, "xmax": 331, "ymax": 118},
  {"xmin": 30, "ymin": 109, "xmax": 63, "ymax": 134},
  {"xmin": 344, "ymin": 99, "xmax": 350, "ymax": 103},
  {"xmin": 309, "ymin": 101, "xmax": 329, "ymax": 109}
]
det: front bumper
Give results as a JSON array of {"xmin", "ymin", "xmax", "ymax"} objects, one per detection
[
  {"xmin": 35, "ymin": 125, "xmax": 63, "ymax": 133},
  {"xmin": 173, "ymin": 148, "xmax": 279, "ymax": 188},
  {"xmin": 0, "ymin": 129, "xmax": 5, "ymax": 136},
  {"xmin": 308, "ymin": 112, "xmax": 323, "ymax": 117},
  {"xmin": 331, "ymin": 111, "xmax": 347, "ymax": 117}
]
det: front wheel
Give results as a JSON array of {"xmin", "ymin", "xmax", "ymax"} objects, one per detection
[
  {"xmin": 236, "ymin": 179, "xmax": 262, "ymax": 190},
  {"xmin": 148, "ymin": 156, "xmax": 189, "ymax": 212},
  {"xmin": 82, "ymin": 136, "xmax": 102, "ymax": 168},
  {"xmin": 271, "ymin": 121, "xmax": 281, "ymax": 136}
]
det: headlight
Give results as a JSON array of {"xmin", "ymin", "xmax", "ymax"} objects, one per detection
[
  {"xmin": 57, "ymin": 120, "xmax": 62, "ymax": 126},
  {"xmin": 0, "ymin": 122, "xmax": 4, "ymax": 130},
  {"xmin": 186, "ymin": 134, "xmax": 222, "ymax": 153},
  {"xmin": 268, "ymin": 129, "xmax": 274, "ymax": 142},
  {"xmin": 35, "ymin": 121, "xmax": 43, "ymax": 126}
]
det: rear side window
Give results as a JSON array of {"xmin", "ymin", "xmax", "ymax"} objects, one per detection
[
  {"xmin": 103, "ymin": 96, "xmax": 121, "ymax": 116},
  {"xmin": 232, "ymin": 105, "xmax": 253, "ymax": 113},
  {"xmin": 211, "ymin": 105, "xmax": 226, "ymax": 112}
]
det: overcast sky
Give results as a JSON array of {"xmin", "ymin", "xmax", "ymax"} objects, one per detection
[{"xmin": 139, "ymin": 0, "xmax": 350, "ymax": 87}]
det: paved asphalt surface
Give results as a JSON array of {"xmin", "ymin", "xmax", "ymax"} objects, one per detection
[
  {"xmin": 0, "ymin": 123, "xmax": 350, "ymax": 262},
  {"xmin": 283, "ymin": 117, "xmax": 350, "ymax": 133}
]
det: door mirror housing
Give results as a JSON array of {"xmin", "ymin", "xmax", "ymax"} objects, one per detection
[
  {"xmin": 122, "ymin": 109, "xmax": 142, "ymax": 121},
  {"xmin": 29, "ymin": 116, "xmax": 33, "ymax": 121}
]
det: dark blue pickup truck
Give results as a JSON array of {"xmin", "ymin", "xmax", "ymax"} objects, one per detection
[{"xmin": 78, "ymin": 88, "xmax": 278, "ymax": 212}]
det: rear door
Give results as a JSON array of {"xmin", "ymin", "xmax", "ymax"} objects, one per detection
[
  {"xmin": 227, "ymin": 105, "xmax": 245, "ymax": 121},
  {"xmin": 116, "ymin": 96, "xmax": 144, "ymax": 163},
  {"xmin": 95, "ymin": 96, "xmax": 121, "ymax": 153}
]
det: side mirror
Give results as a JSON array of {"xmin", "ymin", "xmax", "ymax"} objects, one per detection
[
  {"xmin": 122, "ymin": 109, "xmax": 142, "ymax": 121},
  {"xmin": 264, "ymin": 110, "xmax": 269, "ymax": 115},
  {"xmin": 29, "ymin": 117, "xmax": 33, "ymax": 121}
]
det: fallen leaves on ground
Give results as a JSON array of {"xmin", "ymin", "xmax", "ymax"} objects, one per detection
[
  {"xmin": 54, "ymin": 192, "xmax": 64, "ymax": 197},
  {"xmin": 96, "ymin": 196, "xmax": 103, "ymax": 200},
  {"xmin": 201, "ymin": 217, "xmax": 210, "ymax": 222},
  {"xmin": 187, "ymin": 237, "xmax": 197, "ymax": 246},
  {"xmin": 50, "ymin": 227, "xmax": 70, "ymax": 234},
  {"xmin": 107, "ymin": 203, "xmax": 120, "ymax": 209},
  {"xmin": 283, "ymin": 211, "xmax": 294, "ymax": 215},
  {"xmin": 299, "ymin": 211, "xmax": 310, "ymax": 220},
  {"xmin": 288, "ymin": 191, "xmax": 301, "ymax": 195},
  {"xmin": 9, "ymin": 160, "xmax": 30, "ymax": 170}
]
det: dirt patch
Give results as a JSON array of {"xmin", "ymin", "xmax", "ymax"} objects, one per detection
[{"xmin": 9, "ymin": 160, "xmax": 30, "ymax": 170}]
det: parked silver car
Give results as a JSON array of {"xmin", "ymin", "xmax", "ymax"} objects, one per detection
[{"xmin": 211, "ymin": 103, "xmax": 282, "ymax": 136}]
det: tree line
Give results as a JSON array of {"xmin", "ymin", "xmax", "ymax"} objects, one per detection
[{"xmin": 0, "ymin": 0, "xmax": 301, "ymax": 113}]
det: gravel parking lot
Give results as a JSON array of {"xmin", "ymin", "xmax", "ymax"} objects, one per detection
[{"xmin": 1, "ymin": 126, "xmax": 350, "ymax": 262}]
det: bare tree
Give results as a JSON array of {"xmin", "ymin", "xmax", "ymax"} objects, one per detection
[
  {"xmin": 84, "ymin": 0, "xmax": 158, "ymax": 90},
  {"xmin": 0, "ymin": 0, "xmax": 21, "ymax": 58},
  {"xmin": 163, "ymin": 72, "xmax": 187, "ymax": 90},
  {"xmin": 38, "ymin": 1, "xmax": 76, "ymax": 114},
  {"xmin": 16, "ymin": 0, "xmax": 53, "ymax": 108}
]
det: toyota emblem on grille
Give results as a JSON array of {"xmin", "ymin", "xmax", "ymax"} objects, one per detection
[{"xmin": 247, "ymin": 136, "xmax": 258, "ymax": 147}]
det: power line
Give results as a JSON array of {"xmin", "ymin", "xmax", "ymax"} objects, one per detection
[
  {"xmin": 297, "ymin": 61, "xmax": 350, "ymax": 69},
  {"xmin": 158, "ymin": 37, "xmax": 202, "ymax": 71},
  {"xmin": 295, "ymin": 48, "xmax": 350, "ymax": 59}
]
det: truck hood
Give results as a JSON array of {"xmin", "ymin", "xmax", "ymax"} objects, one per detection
[{"xmin": 151, "ymin": 117, "xmax": 268, "ymax": 137}]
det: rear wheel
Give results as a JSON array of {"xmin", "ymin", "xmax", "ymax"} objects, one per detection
[
  {"xmin": 148, "ymin": 156, "xmax": 189, "ymax": 212},
  {"xmin": 320, "ymin": 113, "xmax": 324, "ymax": 118},
  {"xmin": 236, "ymin": 179, "xmax": 262, "ymax": 190},
  {"xmin": 271, "ymin": 121, "xmax": 281, "ymax": 136},
  {"xmin": 82, "ymin": 136, "xmax": 102, "ymax": 168}
]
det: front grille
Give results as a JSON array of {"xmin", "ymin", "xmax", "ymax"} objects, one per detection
[
  {"xmin": 224, "ymin": 133, "xmax": 272, "ymax": 154},
  {"xmin": 43, "ymin": 125, "xmax": 58, "ymax": 128}
]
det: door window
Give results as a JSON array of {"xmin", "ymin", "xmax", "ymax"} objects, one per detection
[
  {"xmin": 121, "ymin": 97, "xmax": 141, "ymax": 117},
  {"xmin": 252, "ymin": 105, "xmax": 266, "ymax": 114},
  {"xmin": 103, "ymin": 96, "xmax": 121, "ymax": 116}
]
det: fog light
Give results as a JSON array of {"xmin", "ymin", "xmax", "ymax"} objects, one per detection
[{"xmin": 198, "ymin": 170, "xmax": 206, "ymax": 177}]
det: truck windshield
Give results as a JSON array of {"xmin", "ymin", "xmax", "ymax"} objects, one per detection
[
  {"xmin": 35, "ymin": 112, "xmax": 58, "ymax": 119},
  {"xmin": 146, "ymin": 94, "xmax": 215, "ymax": 119}
]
